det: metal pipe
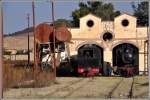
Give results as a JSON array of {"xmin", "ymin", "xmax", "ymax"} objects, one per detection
[
  {"xmin": 0, "ymin": 1, "xmax": 3, "ymax": 98},
  {"xmin": 27, "ymin": 13, "xmax": 30, "ymax": 67},
  {"xmin": 51, "ymin": 0, "xmax": 56, "ymax": 80}
]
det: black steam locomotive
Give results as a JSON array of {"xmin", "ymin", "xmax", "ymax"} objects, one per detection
[
  {"xmin": 113, "ymin": 43, "xmax": 139, "ymax": 76},
  {"xmin": 72, "ymin": 43, "xmax": 138, "ymax": 77},
  {"xmin": 76, "ymin": 44, "xmax": 103, "ymax": 76}
]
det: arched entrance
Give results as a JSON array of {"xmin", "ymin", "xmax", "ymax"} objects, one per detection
[
  {"xmin": 77, "ymin": 44, "xmax": 104, "ymax": 76},
  {"xmin": 112, "ymin": 43, "xmax": 139, "ymax": 76}
]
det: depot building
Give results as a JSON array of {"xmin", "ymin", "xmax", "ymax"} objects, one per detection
[{"xmin": 67, "ymin": 13, "xmax": 148, "ymax": 74}]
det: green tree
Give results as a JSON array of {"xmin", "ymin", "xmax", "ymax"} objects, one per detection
[
  {"xmin": 72, "ymin": 2, "xmax": 90, "ymax": 27},
  {"xmin": 132, "ymin": 1, "xmax": 148, "ymax": 26},
  {"xmin": 54, "ymin": 19, "xmax": 72, "ymax": 28},
  {"xmin": 71, "ymin": 1, "xmax": 121, "ymax": 27}
]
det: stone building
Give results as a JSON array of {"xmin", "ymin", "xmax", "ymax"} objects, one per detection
[{"xmin": 68, "ymin": 13, "xmax": 148, "ymax": 74}]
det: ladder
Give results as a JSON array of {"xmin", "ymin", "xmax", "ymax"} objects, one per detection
[{"xmin": 144, "ymin": 40, "xmax": 148, "ymax": 75}]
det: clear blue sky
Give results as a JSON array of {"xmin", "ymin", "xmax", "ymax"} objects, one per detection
[{"xmin": 2, "ymin": 0, "xmax": 140, "ymax": 34}]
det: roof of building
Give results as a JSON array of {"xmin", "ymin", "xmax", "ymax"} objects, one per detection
[
  {"xmin": 80, "ymin": 12, "xmax": 137, "ymax": 20},
  {"xmin": 80, "ymin": 13, "xmax": 101, "ymax": 20}
]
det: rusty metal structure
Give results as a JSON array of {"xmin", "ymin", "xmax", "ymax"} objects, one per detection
[
  {"xmin": 55, "ymin": 23, "xmax": 72, "ymax": 42},
  {"xmin": 31, "ymin": 0, "xmax": 72, "ymax": 81},
  {"xmin": 35, "ymin": 23, "xmax": 53, "ymax": 70},
  {"xmin": 34, "ymin": 22, "xmax": 71, "ymax": 72}
]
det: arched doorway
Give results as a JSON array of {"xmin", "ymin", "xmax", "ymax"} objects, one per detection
[
  {"xmin": 112, "ymin": 43, "xmax": 139, "ymax": 76},
  {"xmin": 76, "ymin": 44, "xmax": 103, "ymax": 76}
]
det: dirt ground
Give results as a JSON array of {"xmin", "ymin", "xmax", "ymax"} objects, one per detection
[{"xmin": 3, "ymin": 76, "xmax": 148, "ymax": 99}]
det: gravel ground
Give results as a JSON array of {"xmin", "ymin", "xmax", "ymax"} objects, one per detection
[
  {"xmin": 3, "ymin": 76, "xmax": 148, "ymax": 99},
  {"xmin": 110, "ymin": 77, "xmax": 133, "ymax": 99},
  {"xmin": 132, "ymin": 76, "xmax": 149, "ymax": 98},
  {"xmin": 66, "ymin": 77, "xmax": 122, "ymax": 99}
]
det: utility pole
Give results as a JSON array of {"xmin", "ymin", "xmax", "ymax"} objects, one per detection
[
  {"xmin": 32, "ymin": 0, "xmax": 36, "ymax": 84},
  {"xmin": 51, "ymin": 0, "xmax": 56, "ymax": 81},
  {"xmin": 27, "ymin": 13, "xmax": 30, "ymax": 67},
  {"xmin": 0, "ymin": 1, "xmax": 3, "ymax": 98}
]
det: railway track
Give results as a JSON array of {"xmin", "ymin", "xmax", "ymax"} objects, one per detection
[
  {"xmin": 132, "ymin": 76, "xmax": 148, "ymax": 98},
  {"xmin": 45, "ymin": 77, "xmax": 86, "ymax": 97},
  {"xmin": 44, "ymin": 77, "xmax": 94, "ymax": 98},
  {"xmin": 107, "ymin": 77, "xmax": 134, "ymax": 99},
  {"xmin": 133, "ymin": 91, "xmax": 148, "ymax": 98},
  {"xmin": 128, "ymin": 77, "xmax": 134, "ymax": 98},
  {"xmin": 63, "ymin": 77, "xmax": 93, "ymax": 98},
  {"xmin": 4, "ymin": 76, "xmax": 148, "ymax": 99},
  {"xmin": 107, "ymin": 77, "xmax": 124, "ymax": 98}
]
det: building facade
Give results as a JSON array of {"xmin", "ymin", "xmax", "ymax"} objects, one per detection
[{"xmin": 68, "ymin": 13, "xmax": 148, "ymax": 74}]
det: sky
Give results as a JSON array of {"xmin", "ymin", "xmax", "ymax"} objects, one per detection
[{"xmin": 2, "ymin": 0, "xmax": 140, "ymax": 34}]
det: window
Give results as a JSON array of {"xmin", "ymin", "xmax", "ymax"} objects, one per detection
[
  {"xmin": 122, "ymin": 19, "xmax": 129, "ymax": 27},
  {"xmin": 102, "ymin": 32, "xmax": 113, "ymax": 41},
  {"xmin": 87, "ymin": 20, "xmax": 94, "ymax": 27}
]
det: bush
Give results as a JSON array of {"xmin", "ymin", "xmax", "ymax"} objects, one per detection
[{"xmin": 3, "ymin": 61, "xmax": 55, "ymax": 90}]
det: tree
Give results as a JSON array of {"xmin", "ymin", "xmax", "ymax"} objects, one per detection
[
  {"xmin": 54, "ymin": 19, "xmax": 72, "ymax": 28},
  {"xmin": 71, "ymin": 1, "xmax": 121, "ymax": 27},
  {"xmin": 132, "ymin": 1, "xmax": 148, "ymax": 26},
  {"xmin": 71, "ymin": 2, "xmax": 90, "ymax": 27}
]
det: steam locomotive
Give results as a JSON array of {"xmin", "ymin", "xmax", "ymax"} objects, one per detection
[
  {"xmin": 76, "ymin": 44, "xmax": 103, "ymax": 76},
  {"xmin": 74, "ymin": 43, "xmax": 138, "ymax": 77},
  {"xmin": 113, "ymin": 43, "xmax": 139, "ymax": 76}
]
